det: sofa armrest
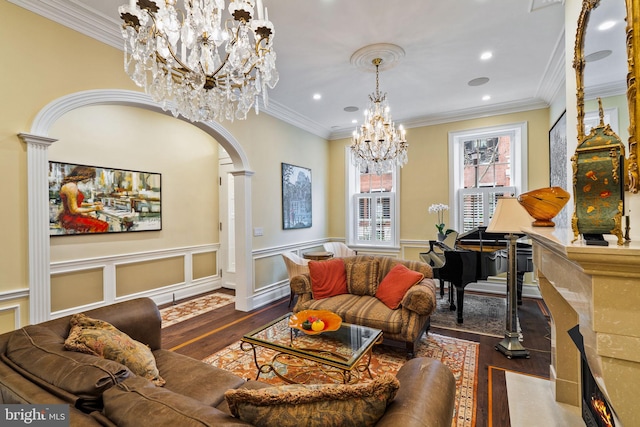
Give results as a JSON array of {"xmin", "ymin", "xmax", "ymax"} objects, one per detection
[
  {"xmin": 82, "ymin": 297, "xmax": 162, "ymax": 350},
  {"xmin": 400, "ymin": 278, "xmax": 437, "ymax": 316},
  {"xmin": 290, "ymin": 273, "xmax": 312, "ymax": 296},
  {"xmin": 376, "ymin": 358, "xmax": 456, "ymax": 427}
]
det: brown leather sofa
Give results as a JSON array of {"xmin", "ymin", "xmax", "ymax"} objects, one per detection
[
  {"xmin": 291, "ymin": 255, "xmax": 437, "ymax": 357},
  {"xmin": 0, "ymin": 297, "xmax": 456, "ymax": 426}
]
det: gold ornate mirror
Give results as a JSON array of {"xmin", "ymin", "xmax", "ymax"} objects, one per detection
[
  {"xmin": 573, "ymin": 0, "xmax": 635, "ymax": 245},
  {"xmin": 575, "ymin": 0, "xmax": 638, "ymax": 193},
  {"xmin": 627, "ymin": 0, "xmax": 640, "ymax": 192}
]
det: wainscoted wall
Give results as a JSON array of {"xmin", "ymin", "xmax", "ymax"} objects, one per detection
[
  {"xmin": 0, "ymin": 304, "xmax": 22, "ymax": 335},
  {"xmin": 48, "ymin": 244, "xmax": 220, "ymax": 319},
  {"xmin": 249, "ymin": 241, "xmax": 327, "ymax": 309},
  {"xmin": 0, "ymin": 238, "xmax": 541, "ymax": 333}
]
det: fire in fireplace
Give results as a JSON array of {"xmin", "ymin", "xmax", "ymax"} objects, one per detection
[
  {"xmin": 568, "ymin": 325, "xmax": 617, "ymax": 427},
  {"xmin": 582, "ymin": 360, "xmax": 615, "ymax": 427}
]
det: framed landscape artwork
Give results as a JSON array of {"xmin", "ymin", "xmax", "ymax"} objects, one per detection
[
  {"xmin": 282, "ymin": 163, "xmax": 312, "ymax": 229},
  {"xmin": 549, "ymin": 110, "xmax": 569, "ymax": 229},
  {"xmin": 49, "ymin": 161, "xmax": 162, "ymax": 235}
]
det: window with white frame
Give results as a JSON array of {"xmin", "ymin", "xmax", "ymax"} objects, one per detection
[
  {"xmin": 346, "ymin": 148, "xmax": 400, "ymax": 248},
  {"xmin": 448, "ymin": 123, "xmax": 528, "ymax": 232}
]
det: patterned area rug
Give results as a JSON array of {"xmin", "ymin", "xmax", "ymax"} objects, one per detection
[
  {"xmin": 204, "ymin": 327, "xmax": 478, "ymax": 427},
  {"xmin": 159, "ymin": 293, "xmax": 235, "ymax": 328},
  {"xmin": 431, "ymin": 292, "xmax": 510, "ymax": 338}
]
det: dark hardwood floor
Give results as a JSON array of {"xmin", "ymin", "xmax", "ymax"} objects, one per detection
[{"xmin": 160, "ymin": 289, "xmax": 551, "ymax": 427}]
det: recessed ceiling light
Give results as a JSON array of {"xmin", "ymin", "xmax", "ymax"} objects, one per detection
[
  {"xmin": 351, "ymin": 119, "xmax": 358, "ymax": 124},
  {"xmin": 468, "ymin": 77, "xmax": 490, "ymax": 87},
  {"xmin": 480, "ymin": 51, "xmax": 493, "ymax": 60},
  {"xmin": 313, "ymin": 93, "xmax": 322, "ymax": 100},
  {"xmin": 482, "ymin": 95, "xmax": 491, "ymax": 101},
  {"xmin": 344, "ymin": 106, "xmax": 359, "ymax": 112},
  {"xmin": 598, "ymin": 20, "xmax": 616, "ymax": 31}
]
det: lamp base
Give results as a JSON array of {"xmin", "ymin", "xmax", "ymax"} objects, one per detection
[{"xmin": 495, "ymin": 332, "xmax": 530, "ymax": 359}]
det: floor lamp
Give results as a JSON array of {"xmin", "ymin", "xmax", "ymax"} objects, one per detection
[{"xmin": 486, "ymin": 196, "xmax": 534, "ymax": 359}]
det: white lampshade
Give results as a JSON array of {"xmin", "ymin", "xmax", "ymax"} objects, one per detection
[{"xmin": 486, "ymin": 197, "xmax": 535, "ymax": 234}]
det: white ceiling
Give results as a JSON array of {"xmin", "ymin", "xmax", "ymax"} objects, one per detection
[{"xmin": 7, "ymin": 0, "xmax": 628, "ymax": 140}]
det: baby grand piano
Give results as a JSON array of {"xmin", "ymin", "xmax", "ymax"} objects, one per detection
[{"xmin": 437, "ymin": 226, "xmax": 532, "ymax": 323}]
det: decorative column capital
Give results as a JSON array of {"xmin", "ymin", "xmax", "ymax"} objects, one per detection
[{"xmin": 18, "ymin": 133, "xmax": 57, "ymax": 148}]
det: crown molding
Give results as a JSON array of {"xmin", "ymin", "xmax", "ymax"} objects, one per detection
[
  {"xmin": 9, "ymin": 0, "xmax": 564, "ymax": 143},
  {"xmin": 328, "ymin": 98, "xmax": 550, "ymax": 140},
  {"xmin": 584, "ymin": 80, "xmax": 628, "ymax": 100},
  {"xmin": 8, "ymin": 0, "xmax": 123, "ymax": 49},
  {"xmin": 262, "ymin": 100, "xmax": 331, "ymax": 139},
  {"xmin": 537, "ymin": 29, "xmax": 566, "ymax": 104}
]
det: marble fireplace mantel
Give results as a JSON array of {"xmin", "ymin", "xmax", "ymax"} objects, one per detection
[{"xmin": 526, "ymin": 227, "xmax": 640, "ymax": 426}]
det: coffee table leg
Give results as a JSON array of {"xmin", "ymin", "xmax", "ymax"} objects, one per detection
[{"xmin": 240, "ymin": 341, "xmax": 274, "ymax": 380}]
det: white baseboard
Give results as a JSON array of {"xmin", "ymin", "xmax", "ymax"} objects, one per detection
[{"xmin": 246, "ymin": 283, "xmax": 290, "ymax": 311}]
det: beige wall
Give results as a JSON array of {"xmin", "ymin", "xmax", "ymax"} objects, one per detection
[
  {"xmin": 49, "ymin": 105, "xmax": 219, "ymax": 260},
  {"xmin": 222, "ymin": 113, "xmax": 330, "ymax": 249},
  {"xmin": 328, "ymin": 108, "xmax": 551, "ymax": 243}
]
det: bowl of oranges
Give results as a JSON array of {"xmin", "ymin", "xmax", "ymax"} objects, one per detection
[{"xmin": 289, "ymin": 310, "xmax": 342, "ymax": 335}]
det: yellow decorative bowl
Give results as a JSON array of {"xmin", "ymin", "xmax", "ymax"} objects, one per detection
[
  {"xmin": 517, "ymin": 187, "xmax": 570, "ymax": 227},
  {"xmin": 289, "ymin": 310, "xmax": 342, "ymax": 335}
]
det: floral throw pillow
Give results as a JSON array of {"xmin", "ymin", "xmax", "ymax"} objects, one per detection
[
  {"xmin": 64, "ymin": 313, "xmax": 165, "ymax": 386},
  {"xmin": 224, "ymin": 374, "xmax": 399, "ymax": 427}
]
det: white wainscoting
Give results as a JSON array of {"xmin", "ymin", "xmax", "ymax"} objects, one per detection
[
  {"xmin": 48, "ymin": 244, "xmax": 221, "ymax": 319},
  {"xmin": 248, "ymin": 239, "xmax": 329, "ymax": 311}
]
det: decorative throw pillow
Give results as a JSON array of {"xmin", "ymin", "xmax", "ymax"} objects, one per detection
[
  {"xmin": 375, "ymin": 264, "xmax": 424, "ymax": 309},
  {"xmin": 308, "ymin": 258, "xmax": 348, "ymax": 300},
  {"xmin": 64, "ymin": 313, "xmax": 165, "ymax": 386},
  {"xmin": 224, "ymin": 374, "xmax": 399, "ymax": 427},
  {"xmin": 346, "ymin": 260, "xmax": 380, "ymax": 296}
]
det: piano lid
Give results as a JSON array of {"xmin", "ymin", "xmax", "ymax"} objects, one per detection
[
  {"xmin": 457, "ymin": 226, "xmax": 508, "ymax": 246},
  {"xmin": 457, "ymin": 226, "xmax": 531, "ymax": 251}
]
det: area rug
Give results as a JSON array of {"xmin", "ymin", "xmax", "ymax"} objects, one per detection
[
  {"xmin": 160, "ymin": 293, "xmax": 235, "ymax": 328},
  {"xmin": 204, "ymin": 328, "xmax": 478, "ymax": 427},
  {"xmin": 431, "ymin": 292, "xmax": 509, "ymax": 338}
]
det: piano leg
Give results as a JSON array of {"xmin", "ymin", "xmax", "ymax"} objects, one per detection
[
  {"xmin": 448, "ymin": 285, "xmax": 456, "ymax": 311},
  {"xmin": 455, "ymin": 286, "xmax": 465, "ymax": 324}
]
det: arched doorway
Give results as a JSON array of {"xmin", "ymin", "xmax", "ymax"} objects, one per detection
[{"xmin": 20, "ymin": 89, "xmax": 254, "ymax": 323}]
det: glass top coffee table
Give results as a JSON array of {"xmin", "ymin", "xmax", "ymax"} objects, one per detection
[{"xmin": 241, "ymin": 313, "xmax": 383, "ymax": 384}]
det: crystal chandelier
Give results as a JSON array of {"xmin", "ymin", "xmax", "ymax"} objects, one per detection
[
  {"xmin": 351, "ymin": 58, "xmax": 408, "ymax": 175},
  {"xmin": 118, "ymin": 0, "xmax": 278, "ymax": 123}
]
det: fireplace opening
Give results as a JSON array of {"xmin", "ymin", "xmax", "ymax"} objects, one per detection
[
  {"xmin": 568, "ymin": 325, "xmax": 617, "ymax": 427},
  {"xmin": 581, "ymin": 359, "xmax": 615, "ymax": 427}
]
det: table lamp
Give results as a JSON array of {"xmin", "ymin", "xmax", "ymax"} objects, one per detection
[{"xmin": 486, "ymin": 196, "xmax": 535, "ymax": 359}]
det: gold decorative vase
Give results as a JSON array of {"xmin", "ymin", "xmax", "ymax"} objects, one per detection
[{"xmin": 517, "ymin": 187, "xmax": 570, "ymax": 227}]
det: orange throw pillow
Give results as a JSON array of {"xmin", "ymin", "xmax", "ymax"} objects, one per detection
[
  {"xmin": 375, "ymin": 264, "xmax": 424, "ymax": 309},
  {"xmin": 309, "ymin": 259, "xmax": 348, "ymax": 300}
]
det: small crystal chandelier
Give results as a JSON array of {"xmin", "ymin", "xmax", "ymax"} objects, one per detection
[
  {"xmin": 118, "ymin": 0, "xmax": 278, "ymax": 123},
  {"xmin": 351, "ymin": 58, "xmax": 408, "ymax": 175}
]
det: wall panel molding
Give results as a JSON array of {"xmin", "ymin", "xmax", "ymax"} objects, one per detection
[
  {"xmin": 49, "ymin": 244, "xmax": 220, "ymax": 319},
  {"xmin": 0, "ymin": 305, "xmax": 21, "ymax": 332}
]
